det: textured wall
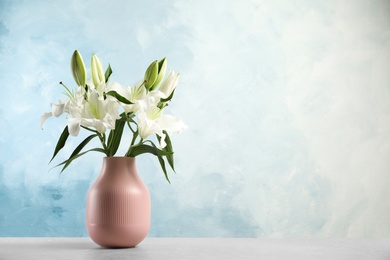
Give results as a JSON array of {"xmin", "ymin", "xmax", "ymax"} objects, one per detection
[{"xmin": 0, "ymin": 0, "xmax": 389, "ymax": 237}]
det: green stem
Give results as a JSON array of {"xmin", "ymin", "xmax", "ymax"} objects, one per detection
[
  {"xmin": 79, "ymin": 126, "xmax": 109, "ymax": 156},
  {"xmin": 125, "ymin": 113, "xmax": 137, "ymax": 133},
  {"xmin": 98, "ymin": 133, "xmax": 109, "ymax": 156},
  {"xmin": 126, "ymin": 120, "xmax": 135, "ymax": 133},
  {"xmin": 126, "ymin": 131, "xmax": 140, "ymax": 156},
  {"xmin": 81, "ymin": 126, "xmax": 97, "ymax": 133}
]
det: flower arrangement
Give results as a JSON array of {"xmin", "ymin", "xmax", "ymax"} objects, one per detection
[{"xmin": 41, "ymin": 50, "xmax": 187, "ymax": 182}]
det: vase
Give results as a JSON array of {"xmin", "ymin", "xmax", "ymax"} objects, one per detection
[{"xmin": 86, "ymin": 157, "xmax": 150, "ymax": 248}]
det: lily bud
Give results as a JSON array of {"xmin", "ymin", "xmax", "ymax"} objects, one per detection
[
  {"xmin": 144, "ymin": 60, "xmax": 158, "ymax": 90},
  {"xmin": 71, "ymin": 50, "xmax": 87, "ymax": 87},
  {"xmin": 91, "ymin": 54, "xmax": 105, "ymax": 88},
  {"xmin": 150, "ymin": 57, "xmax": 167, "ymax": 90},
  {"xmin": 159, "ymin": 70, "xmax": 180, "ymax": 99}
]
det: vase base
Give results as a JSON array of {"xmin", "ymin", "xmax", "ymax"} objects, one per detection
[{"xmin": 87, "ymin": 224, "xmax": 149, "ymax": 248}]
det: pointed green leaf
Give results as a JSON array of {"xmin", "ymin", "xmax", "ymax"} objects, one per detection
[
  {"xmin": 125, "ymin": 138, "xmax": 174, "ymax": 183},
  {"xmin": 157, "ymin": 155, "xmax": 170, "ymax": 184},
  {"xmin": 107, "ymin": 113, "xmax": 126, "ymax": 156},
  {"xmin": 128, "ymin": 145, "xmax": 153, "ymax": 157},
  {"xmin": 143, "ymin": 140, "xmax": 172, "ymax": 183},
  {"xmin": 59, "ymin": 134, "xmax": 98, "ymax": 172},
  {"xmin": 105, "ymin": 63, "xmax": 112, "ymax": 82},
  {"xmin": 156, "ymin": 131, "xmax": 175, "ymax": 172},
  {"xmin": 164, "ymin": 132, "xmax": 175, "ymax": 172},
  {"xmin": 160, "ymin": 89, "xmax": 175, "ymax": 103},
  {"xmin": 127, "ymin": 143, "xmax": 173, "ymax": 157},
  {"xmin": 106, "ymin": 90, "xmax": 133, "ymax": 104},
  {"xmin": 107, "ymin": 112, "xmax": 126, "ymax": 146},
  {"xmin": 50, "ymin": 126, "xmax": 69, "ymax": 163},
  {"xmin": 53, "ymin": 148, "xmax": 106, "ymax": 173}
]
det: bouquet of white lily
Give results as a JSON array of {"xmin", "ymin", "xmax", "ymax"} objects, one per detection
[{"xmin": 41, "ymin": 50, "xmax": 187, "ymax": 182}]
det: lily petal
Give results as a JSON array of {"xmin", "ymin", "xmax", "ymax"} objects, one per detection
[
  {"xmin": 159, "ymin": 70, "xmax": 179, "ymax": 98},
  {"xmin": 68, "ymin": 118, "xmax": 81, "ymax": 136},
  {"xmin": 137, "ymin": 111, "xmax": 163, "ymax": 139},
  {"xmin": 159, "ymin": 132, "xmax": 167, "ymax": 148},
  {"xmin": 51, "ymin": 102, "xmax": 65, "ymax": 117},
  {"xmin": 158, "ymin": 114, "xmax": 188, "ymax": 133},
  {"xmin": 40, "ymin": 112, "xmax": 52, "ymax": 129}
]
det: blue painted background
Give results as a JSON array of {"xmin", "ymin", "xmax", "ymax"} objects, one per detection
[{"xmin": 1, "ymin": 0, "xmax": 389, "ymax": 237}]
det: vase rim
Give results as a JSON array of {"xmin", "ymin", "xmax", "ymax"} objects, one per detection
[
  {"xmin": 103, "ymin": 156, "xmax": 136, "ymax": 162},
  {"xmin": 104, "ymin": 156, "xmax": 136, "ymax": 158}
]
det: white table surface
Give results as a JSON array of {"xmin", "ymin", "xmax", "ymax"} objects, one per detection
[{"xmin": 0, "ymin": 238, "xmax": 389, "ymax": 260}]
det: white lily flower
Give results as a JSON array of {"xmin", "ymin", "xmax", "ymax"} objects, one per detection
[
  {"xmin": 66, "ymin": 86, "xmax": 87, "ymax": 119},
  {"xmin": 137, "ymin": 97, "xmax": 187, "ymax": 148},
  {"xmin": 85, "ymin": 78, "xmax": 106, "ymax": 98},
  {"xmin": 137, "ymin": 106, "xmax": 163, "ymax": 139},
  {"xmin": 65, "ymin": 85, "xmax": 121, "ymax": 136},
  {"xmin": 107, "ymin": 81, "xmax": 146, "ymax": 114}
]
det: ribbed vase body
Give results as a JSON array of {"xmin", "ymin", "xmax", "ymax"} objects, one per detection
[{"xmin": 86, "ymin": 157, "xmax": 150, "ymax": 248}]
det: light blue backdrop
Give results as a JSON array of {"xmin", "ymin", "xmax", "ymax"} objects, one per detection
[{"xmin": 0, "ymin": 0, "xmax": 389, "ymax": 237}]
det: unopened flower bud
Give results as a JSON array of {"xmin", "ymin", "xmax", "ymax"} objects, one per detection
[
  {"xmin": 91, "ymin": 54, "xmax": 105, "ymax": 88},
  {"xmin": 160, "ymin": 70, "xmax": 180, "ymax": 99},
  {"xmin": 144, "ymin": 60, "xmax": 158, "ymax": 90},
  {"xmin": 71, "ymin": 50, "xmax": 87, "ymax": 87},
  {"xmin": 150, "ymin": 57, "xmax": 167, "ymax": 91}
]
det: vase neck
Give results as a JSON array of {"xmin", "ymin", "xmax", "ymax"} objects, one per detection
[{"xmin": 100, "ymin": 157, "xmax": 138, "ymax": 177}]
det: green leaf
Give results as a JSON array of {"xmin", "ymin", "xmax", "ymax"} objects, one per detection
[
  {"xmin": 127, "ymin": 142, "xmax": 173, "ymax": 183},
  {"xmin": 106, "ymin": 90, "xmax": 133, "ymax": 104},
  {"xmin": 50, "ymin": 126, "xmax": 69, "ymax": 163},
  {"xmin": 163, "ymin": 132, "xmax": 175, "ymax": 172},
  {"xmin": 107, "ymin": 113, "xmax": 126, "ymax": 156},
  {"xmin": 143, "ymin": 140, "xmax": 172, "ymax": 183},
  {"xmin": 127, "ymin": 143, "xmax": 173, "ymax": 157},
  {"xmin": 107, "ymin": 113, "xmax": 125, "ymax": 145},
  {"xmin": 54, "ymin": 148, "xmax": 106, "ymax": 172},
  {"xmin": 105, "ymin": 63, "xmax": 112, "ymax": 82},
  {"xmin": 160, "ymin": 89, "xmax": 175, "ymax": 103},
  {"xmin": 58, "ymin": 134, "xmax": 98, "ymax": 172},
  {"xmin": 134, "ymin": 144, "xmax": 159, "ymax": 156},
  {"xmin": 156, "ymin": 131, "xmax": 175, "ymax": 172},
  {"xmin": 157, "ymin": 155, "xmax": 170, "ymax": 184}
]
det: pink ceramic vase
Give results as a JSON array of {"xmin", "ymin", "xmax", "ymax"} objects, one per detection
[{"xmin": 86, "ymin": 157, "xmax": 150, "ymax": 248}]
